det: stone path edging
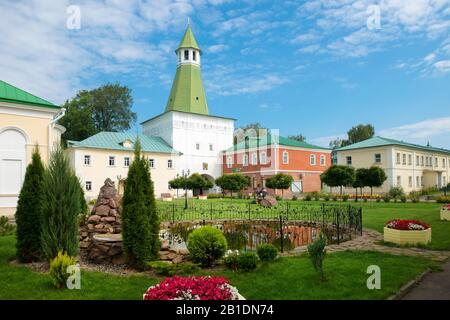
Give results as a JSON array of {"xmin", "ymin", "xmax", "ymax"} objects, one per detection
[{"xmin": 387, "ymin": 269, "xmax": 431, "ymax": 300}]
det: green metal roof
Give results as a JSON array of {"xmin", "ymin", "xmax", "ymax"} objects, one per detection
[
  {"xmin": 67, "ymin": 132, "xmax": 179, "ymax": 154},
  {"xmin": 165, "ymin": 63, "xmax": 209, "ymax": 115},
  {"xmin": 177, "ymin": 24, "xmax": 200, "ymax": 51},
  {"xmin": 336, "ymin": 136, "xmax": 450, "ymax": 155},
  {"xmin": 226, "ymin": 134, "xmax": 330, "ymax": 152},
  {"xmin": 0, "ymin": 80, "xmax": 59, "ymax": 109}
]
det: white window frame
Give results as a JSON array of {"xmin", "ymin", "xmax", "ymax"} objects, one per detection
[
  {"xmin": 397, "ymin": 176, "xmax": 401, "ymax": 186},
  {"xmin": 320, "ymin": 154, "xmax": 326, "ymax": 166},
  {"xmin": 124, "ymin": 157, "xmax": 130, "ymax": 167},
  {"xmin": 260, "ymin": 151, "xmax": 267, "ymax": 165},
  {"xmin": 402, "ymin": 153, "xmax": 406, "ymax": 165},
  {"xmin": 167, "ymin": 159, "xmax": 173, "ymax": 169},
  {"xmin": 408, "ymin": 154, "xmax": 412, "ymax": 166},
  {"xmin": 396, "ymin": 153, "xmax": 400, "ymax": 164},
  {"xmin": 84, "ymin": 155, "xmax": 91, "ymax": 166},
  {"xmin": 251, "ymin": 153, "xmax": 257, "ymax": 165},
  {"xmin": 109, "ymin": 156, "xmax": 115, "ymax": 167},
  {"xmin": 408, "ymin": 176, "xmax": 412, "ymax": 187},
  {"xmin": 243, "ymin": 154, "xmax": 249, "ymax": 166},
  {"xmin": 346, "ymin": 156, "xmax": 352, "ymax": 166},
  {"xmin": 209, "ymin": 144, "xmax": 213, "ymax": 151},
  {"xmin": 196, "ymin": 143, "xmax": 200, "ymax": 150},
  {"xmin": 310, "ymin": 154, "xmax": 316, "ymax": 166},
  {"xmin": 282, "ymin": 151, "xmax": 289, "ymax": 164},
  {"xmin": 374, "ymin": 153, "xmax": 381, "ymax": 163},
  {"xmin": 85, "ymin": 181, "xmax": 92, "ymax": 191},
  {"xmin": 149, "ymin": 158, "xmax": 155, "ymax": 168},
  {"xmin": 226, "ymin": 156, "xmax": 233, "ymax": 168}
]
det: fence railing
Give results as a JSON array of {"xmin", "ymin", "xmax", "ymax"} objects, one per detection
[{"xmin": 157, "ymin": 202, "xmax": 363, "ymax": 250}]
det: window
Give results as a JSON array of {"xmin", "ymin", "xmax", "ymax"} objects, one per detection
[
  {"xmin": 396, "ymin": 153, "xmax": 400, "ymax": 164},
  {"xmin": 374, "ymin": 153, "xmax": 381, "ymax": 163},
  {"xmin": 193, "ymin": 50, "xmax": 197, "ymax": 61},
  {"xmin": 226, "ymin": 156, "xmax": 233, "ymax": 168},
  {"xmin": 346, "ymin": 156, "xmax": 352, "ymax": 165},
  {"xmin": 421, "ymin": 156, "xmax": 424, "ymax": 166},
  {"xmin": 167, "ymin": 159, "xmax": 173, "ymax": 169},
  {"xmin": 443, "ymin": 158, "xmax": 446, "ymax": 168},
  {"xmin": 408, "ymin": 154, "xmax": 412, "ymax": 166},
  {"xmin": 243, "ymin": 154, "xmax": 249, "ymax": 166},
  {"xmin": 209, "ymin": 144, "xmax": 213, "ymax": 151},
  {"xmin": 109, "ymin": 156, "xmax": 115, "ymax": 166},
  {"xmin": 416, "ymin": 155, "xmax": 419, "ymax": 166},
  {"xmin": 184, "ymin": 50, "xmax": 189, "ymax": 60},
  {"xmin": 435, "ymin": 157, "xmax": 438, "ymax": 167},
  {"xmin": 397, "ymin": 176, "xmax": 401, "ymax": 186},
  {"xmin": 251, "ymin": 153, "xmax": 257, "ymax": 165},
  {"xmin": 408, "ymin": 176, "xmax": 412, "ymax": 187},
  {"xmin": 202, "ymin": 162, "xmax": 208, "ymax": 170},
  {"xmin": 149, "ymin": 158, "xmax": 155, "ymax": 168},
  {"xmin": 421, "ymin": 176, "xmax": 424, "ymax": 186},
  {"xmin": 124, "ymin": 157, "xmax": 130, "ymax": 167},
  {"xmin": 283, "ymin": 151, "xmax": 289, "ymax": 164},
  {"xmin": 402, "ymin": 153, "xmax": 406, "ymax": 165},
  {"xmin": 85, "ymin": 181, "xmax": 92, "ymax": 191},
  {"xmin": 310, "ymin": 154, "xmax": 316, "ymax": 166},
  {"xmin": 416, "ymin": 176, "xmax": 420, "ymax": 187},
  {"xmin": 320, "ymin": 154, "xmax": 326, "ymax": 166},
  {"xmin": 196, "ymin": 143, "xmax": 200, "ymax": 150},
  {"xmin": 260, "ymin": 151, "xmax": 267, "ymax": 165},
  {"xmin": 84, "ymin": 155, "xmax": 91, "ymax": 166}
]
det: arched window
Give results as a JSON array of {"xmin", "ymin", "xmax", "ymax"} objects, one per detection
[
  {"xmin": 310, "ymin": 154, "xmax": 316, "ymax": 165},
  {"xmin": 282, "ymin": 151, "xmax": 289, "ymax": 164},
  {"xmin": 184, "ymin": 50, "xmax": 189, "ymax": 60},
  {"xmin": 320, "ymin": 154, "xmax": 325, "ymax": 166}
]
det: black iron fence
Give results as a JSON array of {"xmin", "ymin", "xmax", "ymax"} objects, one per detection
[{"xmin": 158, "ymin": 202, "xmax": 362, "ymax": 252}]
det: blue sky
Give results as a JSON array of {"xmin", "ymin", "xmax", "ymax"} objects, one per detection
[{"xmin": 1, "ymin": 0, "xmax": 449, "ymax": 148}]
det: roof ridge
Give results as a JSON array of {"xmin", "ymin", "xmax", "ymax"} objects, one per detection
[{"xmin": 0, "ymin": 79, "xmax": 57, "ymax": 107}]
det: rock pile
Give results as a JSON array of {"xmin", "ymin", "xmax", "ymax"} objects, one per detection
[{"xmin": 159, "ymin": 239, "xmax": 189, "ymax": 264}]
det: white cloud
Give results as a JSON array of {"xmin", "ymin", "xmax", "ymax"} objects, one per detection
[
  {"xmin": 206, "ymin": 44, "xmax": 230, "ymax": 53},
  {"xmin": 297, "ymin": 44, "xmax": 321, "ymax": 54},
  {"xmin": 433, "ymin": 60, "xmax": 450, "ymax": 72}
]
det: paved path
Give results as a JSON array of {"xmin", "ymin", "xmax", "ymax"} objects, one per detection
[
  {"xmin": 285, "ymin": 228, "xmax": 450, "ymax": 262},
  {"xmin": 401, "ymin": 261, "xmax": 450, "ymax": 300}
]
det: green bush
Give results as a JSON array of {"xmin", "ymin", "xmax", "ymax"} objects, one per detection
[
  {"xmin": 0, "ymin": 216, "xmax": 15, "ymax": 236},
  {"xmin": 436, "ymin": 196, "xmax": 450, "ymax": 203},
  {"xmin": 49, "ymin": 251, "xmax": 76, "ymax": 289},
  {"xmin": 291, "ymin": 195, "xmax": 298, "ymax": 201},
  {"xmin": 275, "ymin": 195, "xmax": 282, "ymax": 201},
  {"xmin": 41, "ymin": 146, "xmax": 81, "ymax": 260},
  {"xmin": 409, "ymin": 191, "xmax": 421, "ymax": 203},
  {"xmin": 332, "ymin": 195, "xmax": 338, "ymax": 201},
  {"xmin": 223, "ymin": 250, "xmax": 239, "ymax": 271},
  {"xmin": 324, "ymin": 195, "xmax": 330, "ymax": 201},
  {"xmin": 376, "ymin": 198, "xmax": 381, "ymax": 203},
  {"xmin": 207, "ymin": 193, "xmax": 223, "ymax": 199},
  {"xmin": 363, "ymin": 198, "xmax": 368, "ymax": 202},
  {"xmin": 187, "ymin": 226, "xmax": 227, "ymax": 267},
  {"xmin": 304, "ymin": 194, "xmax": 312, "ymax": 201},
  {"xmin": 400, "ymin": 195, "xmax": 407, "ymax": 203},
  {"xmin": 342, "ymin": 194, "xmax": 349, "ymax": 202},
  {"xmin": 122, "ymin": 139, "xmax": 160, "ymax": 270},
  {"xmin": 307, "ymin": 233, "xmax": 327, "ymax": 281},
  {"xmin": 237, "ymin": 252, "xmax": 258, "ymax": 271},
  {"xmin": 383, "ymin": 194, "xmax": 391, "ymax": 203},
  {"xmin": 256, "ymin": 244, "xmax": 278, "ymax": 262},
  {"xmin": 15, "ymin": 147, "xmax": 45, "ymax": 262},
  {"xmin": 389, "ymin": 186, "xmax": 405, "ymax": 200},
  {"xmin": 147, "ymin": 261, "xmax": 200, "ymax": 276}
]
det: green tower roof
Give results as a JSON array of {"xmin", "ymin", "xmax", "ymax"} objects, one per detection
[
  {"xmin": 0, "ymin": 80, "xmax": 59, "ymax": 109},
  {"xmin": 176, "ymin": 24, "xmax": 201, "ymax": 52},
  {"xmin": 165, "ymin": 24, "xmax": 209, "ymax": 115}
]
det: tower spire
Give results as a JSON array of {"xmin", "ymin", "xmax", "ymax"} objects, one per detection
[{"xmin": 165, "ymin": 24, "xmax": 208, "ymax": 115}]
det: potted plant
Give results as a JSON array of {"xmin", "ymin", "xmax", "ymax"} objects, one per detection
[
  {"xmin": 441, "ymin": 204, "xmax": 450, "ymax": 221},
  {"xmin": 384, "ymin": 219, "xmax": 431, "ymax": 245},
  {"xmin": 143, "ymin": 276, "xmax": 245, "ymax": 300}
]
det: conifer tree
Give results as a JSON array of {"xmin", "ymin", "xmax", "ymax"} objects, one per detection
[
  {"xmin": 122, "ymin": 139, "xmax": 160, "ymax": 270},
  {"xmin": 41, "ymin": 145, "xmax": 81, "ymax": 260},
  {"xmin": 15, "ymin": 146, "xmax": 45, "ymax": 262}
]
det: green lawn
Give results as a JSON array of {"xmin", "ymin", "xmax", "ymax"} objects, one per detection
[{"xmin": 0, "ymin": 235, "xmax": 439, "ymax": 300}]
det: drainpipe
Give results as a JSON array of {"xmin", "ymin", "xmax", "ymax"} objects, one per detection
[{"xmin": 48, "ymin": 108, "xmax": 66, "ymax": 159}]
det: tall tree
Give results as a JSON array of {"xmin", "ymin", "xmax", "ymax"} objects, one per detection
[
  {"xmin": 353, "ymin": 168, "xmax": 369, "ymax": 200},
  {"xmin": 347, "ymin": 124, "xmax": 375, "ymax": 144},
  {"xmin": 59, "ymin": 83, "xmax": 137, "ymax": 144},
  {"xmin": 188, "ymin": 173, "xmax": 214, "ymax": 195},
  {"xmin": 41, "ymin": 145, "xmax": 81, "ymax": 260},
  {"xmin": 366, "ymin": 166, "xmax": 387, "ymax": 196},
  {"xmin": 15, "ymin": 146, "xmax": 45, "ymax": 262},
  {"xmin": 122, "ymin": 139, "xmax": 159, "ymax": 270},
  {"xmin": 288, "ymin": 134, "xmax": 306, "ymax": 142},
  {"xmin": 215, "ymin": 174, "xmax": 250, "ymax": 197},
  {"xmin": 239, "ymin": 122, "xmax": 266, "ymax": 132},
  {"xmin": 320, "ymin": 165, "xmax": 355, "ymax": 195},
  {"xmin": 168, "ymin": 176, "xmax": 188, "ymax": 198},
  {"xmin": 265, "ymin": 173, "xmax": 294, "ymax": 197}
]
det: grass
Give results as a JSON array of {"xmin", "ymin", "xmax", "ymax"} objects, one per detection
[{"xmin": 0, "ymin": 235, "xmax": 439, "ymax": 300}]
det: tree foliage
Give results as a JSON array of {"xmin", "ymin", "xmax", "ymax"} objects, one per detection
[
  {"xmin": 15, "ymin": 147, "xmax": 45, "ymax": 262},
  {"xmin": 307, "ymin": 233, "xmax": 327, "ymax": 281},
  {"xmin": 328, "ymin": 124, "xmax": 375, "ymax": 148},
  {"xmin": 122, "ymin": 139, "xmax": 159, "ymax": 270},
  {"xmin": 59, "ymin": 83, "xmax": 137, "ymax": 144},
  {"xmin": 188, "ymin": 173, "xmax": 214, "ymax": 195},
  {"xmin": 320, "ymin": 165, "xmax": 355, "ymax": 195},
  {"xmin": 265, "ymin": 173, "xmax": 294, "ymax": 196},
  {"xmin": 288, "ymin": 134, "xmax": 306, "ymax": 142},
  {"xmin": 215, "ymin": 174, "xmax": 250, "ymax": 197},
  {"xmin": 41, "ymin": 145, "xmax": 81, "ymax": 260},
  {"xmin": 366, "ymin": 166, "xmax": 387, "ymax": 195}
]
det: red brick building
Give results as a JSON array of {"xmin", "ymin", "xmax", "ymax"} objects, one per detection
[{"xmin": 222, "ymin": 134, "xmax": 331, "ymax": 197}]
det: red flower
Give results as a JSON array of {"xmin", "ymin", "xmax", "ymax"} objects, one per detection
[
  {"xmin": 385, "ymin": 219, "xmax": 429, "ymax": 230},
  {"xmin": 143, "ymin": 276, "xmax": 239, "ymax": 300}
]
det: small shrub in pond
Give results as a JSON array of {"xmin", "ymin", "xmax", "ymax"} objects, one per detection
[
  {"xmin": 307, "ymin": 233, "xmax": 327, "ymax": 281},
  {"xmin": 223, "ymin": 250, "xmax": 240, "ymax": 271},
  {"xmin": 49, "ymin": 251, "xmax": 76, "ymax": 289},
  {"xmin": 257, "ymin": 244, "xmax": 278, "ymax": 262},
  {"xmin": 237, "ymin": 252, "xmax": 258, "ymax": 271},
  {"xmin": 187, "ymin": 226, "xmax": 227, "ymax": 267}
]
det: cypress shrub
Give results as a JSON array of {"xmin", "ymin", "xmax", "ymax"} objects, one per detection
[
  {"xmin": 41, "ymin": 145, "xmax": 81, "ymax": 260},
  {"xmin": 15, "ymin": 147, "xmax": 45, "ymax": 262},
  {"xmin": 122, "ymin": 139, "xmax": 160, "ymax": 270}
]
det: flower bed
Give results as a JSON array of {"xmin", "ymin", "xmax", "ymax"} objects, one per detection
[
  {"xmin": 384, "ymin": 219, "xmax": 431, "ymax": 245},
  {"xmin": 143, "ymin": 276, "xmax": 244, "ymax": 300},
  {"xmin": 440, "ymin": 204, "xmax": 450, "ymax": 221}
]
